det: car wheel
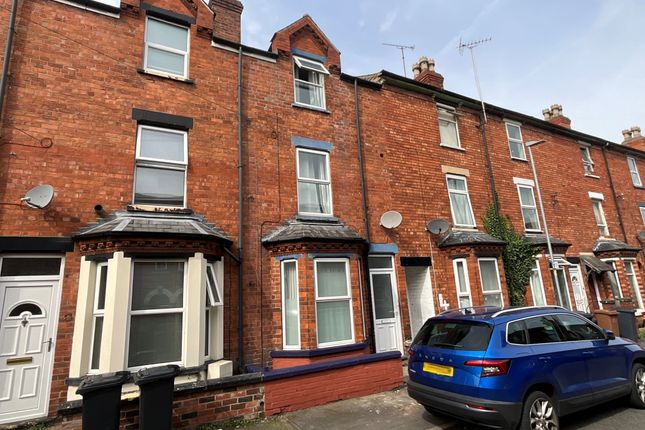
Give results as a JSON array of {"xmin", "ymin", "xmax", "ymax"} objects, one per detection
[
  {"xmin": 520, "ymin": 391, "xmax": 559, "ymax": 430},
  {"xmin": 630, "ymin": 363, "xmax": 645, "ymax": 409}
]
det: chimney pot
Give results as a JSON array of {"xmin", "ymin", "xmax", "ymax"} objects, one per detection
[
  {"xmin": 630, "ymin": 126, "xmax": 642, "ymax": 138},
  {"xmin": 622, "ymin": 129, "xmax": 633, "ymax": 141},
  {"xmin": 542, "ymin": 108, "xmax": 552, "ymax": 121},
  {"xmin": 419, "ymin": 56, "xmax": 429, "ymax": 71},
  {"xmin": 427, "ymin": 58, "xmax": 436, "ymax": 72},
  {"xmin": 412, "ymin": 63, "xmax": 420, "ymax": 78}
]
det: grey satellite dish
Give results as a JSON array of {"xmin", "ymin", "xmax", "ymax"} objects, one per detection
[
  {"xmin": 21, "ymin": 185, "xmax": 54, "ymax": 209},
  {"xmin": 380, "ymin": 211, "xmax": 402, "ymax": 229},
  {"xmin": 427, "ymin": 219, "xmax": 450, "ymax": 234}
]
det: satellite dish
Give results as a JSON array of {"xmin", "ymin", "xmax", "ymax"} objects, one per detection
[
  {"xmin": 427, "ymin": 219, "xmax": 450, "ymax": 234},
  {"xmin": 21, "ymin": 185, "xmax": 54, "ymax": 209},
  {"xmin": 380, "ymin": 211, "xmax": 402, "ymax": 229}
]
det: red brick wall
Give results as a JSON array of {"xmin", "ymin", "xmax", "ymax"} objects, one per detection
[
  {"xmin": 264, "ymin": 357, "xmax": 403, "ymax": 415},
  {"xmin": 47, "ymin": 384, "xmax": 263, "ymax": 430}
]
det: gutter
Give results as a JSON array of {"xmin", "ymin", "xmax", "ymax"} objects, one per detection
[{"xmin": 0, "ymin": 0, "xmax": 19, "ymax": 121}]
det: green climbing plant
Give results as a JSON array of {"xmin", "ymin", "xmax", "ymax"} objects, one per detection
[{"xmin": 482, "ymin": 203, "xmax": 537, "ymax": 306}]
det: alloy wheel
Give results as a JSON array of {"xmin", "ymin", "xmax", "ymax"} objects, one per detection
[
  {"xmin": 636, "ymin": 368, "xmax": 645, "ymax": 404},
  {"xmin": 529, "ymin": 397, "xmax": 557, "ymax": 430}
]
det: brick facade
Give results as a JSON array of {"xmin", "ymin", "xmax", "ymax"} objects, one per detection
[{"xmin": 1, "ymin": 0, "xmax": 644, "ymax": 427}]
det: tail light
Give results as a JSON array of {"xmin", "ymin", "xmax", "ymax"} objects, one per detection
[
  {"xmin": 408, "ymin": 348, "xmax": 415, "ymax": 361},
  {"xmin": 464, "ymin": 359, "xmax": 511, "ymax": 377}
]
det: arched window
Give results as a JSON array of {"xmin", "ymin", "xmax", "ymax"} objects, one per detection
[{"xmin": 8, "ymin": 303, "xmax": 43, "ymax": 317}]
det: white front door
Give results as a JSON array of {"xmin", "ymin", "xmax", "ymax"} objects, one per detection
[
  {"xmin": 404, "ymin": 266, "xmax": 435, "ymax": 338},
  {"xmin": 368, "ymin": 256, "xmax": 402, "ymax": 354},
  {"xmin": 568, "ymin": 265, "xmax": 589, "ymax": 312},
  {"xmin": 0, "ymin": 281, "xmax": 58, "ymax": 424}
]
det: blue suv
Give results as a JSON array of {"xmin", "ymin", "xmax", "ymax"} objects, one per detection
[{"xmin": 407, "ymin": 306, "xmax": 645, "ymax": 429}]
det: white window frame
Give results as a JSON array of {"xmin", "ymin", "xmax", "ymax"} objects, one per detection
[
  {"xmin": 89, "ymin": 262, "xmax": 108, "ymax": 372},
  {"xmin": 477, "ymin": 258, "xmax": 504, "ymax": 307},
  {"xmin": 296, "ymin": 147, "xmax": 333, "ymax": 217},
  {"xmin": 126, "ymin": 260, "xmax": 187, "ymax": 371},
  {"xmin": 640, "ymin": 206, "xmax": 645, "ymax": 226},
  {"xmin": 133, "ymin": 125, "xmax": 188, "ymax": 208},
  {"xmin": 605, "ymin": 260, "xmax": 623, "ymax": 299},
  {"xmin": 505, "ymin": 121, "xmax": 526, "ymax": 161},
  {"xmin": 517, "ymin": 184, "xmax": 541, "ymax": 232},
  {"xmin": 591, "ymin": 198, "xmax": 609, "ymax": 237},
  {"xmin": 529, "ymin": 259, "xmax": 547, "ymax": 306},
  {"xmin": 144, "ymin": 16, "xmax": 190, "ymax": 79},
  {"xmin": 446, "ymin": 174, "xmax": 476, "ymax": 228},
  {"xmin": 281, "ymin": 259, "xmax": 301, "ymax": 350},
  {"xmin": 628, "ymin": 157, "xmax": 642, "ymax": 187},
  {"xmin": 623, "ymin": 259, "xmax": 644, "ymax": 309},
  {"xmin": 580, "ymin": 146, "xmax": 595, "ymax": 175},
  {"xmin": 437, "ymin": 104, "xmax": 461, "ymax": 149},
  {"xmin": 314, "ymin": 258, "xmax": 355, "ymax": 348},
  {"xmin": 204, "ymin": 262, "xmax": 222, "ymax": 358},
  {"xmin": 293, "ymin": 56, "xmax": 329, "ymax": 110},
  {"xmin": 452, "ymin": 258, "xmax": 472, "ymax": 308}
]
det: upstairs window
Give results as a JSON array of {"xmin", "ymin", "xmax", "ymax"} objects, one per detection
[
  {"xmin": 628, "ymin": 157, "xmax": 642, "ymax": 187},
  {"xmin": 591, "ymin": 198, "xmax": 609, "ymax": 237},
  {"xmin": 505, "ymin": 122, "xmax": 526, "ymax": 160},
  {"xmin": 446, "ymin": 174, "xmax": 475, "ymax": 227},
  {"xmin": 580, "ymin": 146, "xmax": 594, "ymax": 174},
  {"xmin": 517, "ymin": 185, "xmax": 540, "ymax": 232},
  {"xmin": 134, "ymin": 125, "xmax": 188, "ymax": 207},
  {"xmin": 297, "ymin": 148, "xmax": 332, "ymax": 216},
  {"xmin": 640, "ymin": 205, "xmax": 645, "ymax": 226},
  {"xmin": 293, "ymin": 56, "xmax": 329, "ymax": 109},
  {"xmin": 144, "ymin": 17, "xmax": 190, "ymax": 78},
  {"xmin": 437, "ymin": 105, "xmax": 461, "ymax": 149}
]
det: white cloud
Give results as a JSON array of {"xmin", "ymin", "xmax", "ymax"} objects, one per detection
[{"xmin": 379, "ymin": 9, "xmax": 398, "ymax": 33}]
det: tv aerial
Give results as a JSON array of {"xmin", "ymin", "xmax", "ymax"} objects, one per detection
[
  {"xmin": 426, "ymin": 219, "xmax": 450, "ymax": 234},
  {"xmin": 380, "ymin": 211, "xmax": 403, "ymax": 229},
  {"xmin": 21, "ymin": 184, "xmax": 54, "ymax": 209},
  {"xmin": 383, "ymin": 43, "xmax": 415, "ymax": 77},
  {"xmin": 458, "ymin": 36, "xmax": 491, "ymax": 123}
]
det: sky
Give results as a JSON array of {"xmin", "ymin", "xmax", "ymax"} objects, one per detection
[{"xmin": 240, "ymin": 0, "xmax": 645, "ymax": 142}]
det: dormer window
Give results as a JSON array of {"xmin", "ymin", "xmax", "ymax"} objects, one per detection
[
  {"xmin": 293, "ymin": 56, "xmax": 329, "ymax": 109},
  {"xmin": 144, "ymin": 17, "xmax": 190, "ymax": 79}
]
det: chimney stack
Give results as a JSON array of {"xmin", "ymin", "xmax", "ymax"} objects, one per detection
[
  {"xmin": 622, "ymin": 126, "xmax": 645, "ymax": 150},
  {"xmin": 211, "ymin": 0, "xmax": 243, "ymax": 44},
  {"xmin": 412, "ymin": 56, "xmax": 444, "ymax": 89},
  {"xmin": 542, "ymin": 104, "xmax": 571, "ymax": 129}
]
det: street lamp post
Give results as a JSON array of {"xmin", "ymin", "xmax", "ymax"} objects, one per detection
[{"xmin": 526, "ymin": 140, "xmax": 565, "ymax": 308}]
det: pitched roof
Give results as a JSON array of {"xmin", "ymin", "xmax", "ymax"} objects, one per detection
[
  {"xmin": 262, "ymin": 218, "xmax": 365, "ymax": 245},
  {"xmin": 74, "ymin": 210, "xmax": 231, "ymax": 243},
  {"xmin": 522, "ymin": 234, "xmax": 572, "ymax": 248},
  {"xmin": 593, "ymin": 239, "xmax": 640, "ymax": 253}
]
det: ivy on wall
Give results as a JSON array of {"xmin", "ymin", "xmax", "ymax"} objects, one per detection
[{"xmin": 482, "ymin": 203, "xmax": 537, "ymax": 306}]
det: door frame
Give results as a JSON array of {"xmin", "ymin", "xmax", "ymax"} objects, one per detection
[
  {"xmin": 368, "ymin": 255, "xmax": 403, "ymax": 354},
  {"xmin": 0, "ymin": 254, "xmax": 64, "ymax": 424}
]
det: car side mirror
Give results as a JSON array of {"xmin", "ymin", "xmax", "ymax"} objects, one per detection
[{"xmin": 604, "ymin": 329, "xmax": 615, "ymax": 340}]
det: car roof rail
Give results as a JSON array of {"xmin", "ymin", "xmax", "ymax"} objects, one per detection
[
  {"xmin": 439, "ymin": 305, "xmax": 502, "ymax": 316},
  {"xmin": 490, "ymin": 305, "xmax": 567, "ymax": 318}
]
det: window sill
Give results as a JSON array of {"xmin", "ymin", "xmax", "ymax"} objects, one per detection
[
  {"xmin": 137, "ymin": 68, "xmax": 195, "ymax": 85},
  {"xmin": 510, "ymin": 157, "xmax": 528, "ymax": 162},
  {"xmin": 292, "ymin": 103, "xmax": 331, "ymax": 115},
  {"xmin": 127, "ymin": 204, "xmax": 192, "ymax": 214},
  {"xmin": 270, "ymin": 339, "xmax": 369, "ymax": 358},
  {"xmin": 296, "ymin": 214, "xmax": 338, "ymax": 222},
  {"xmin": 439, "ymin": 143, "xmax": 465, "ymax": 152},
  {"xmin": 452, "ymin": 226, "xmax": 478, "ymax": 231},
  {"xmin": 634, "ymin": 185, "xmax": 645, "ymax": 190},
  {"xmin": 584, "ymin": 173, "xmax": 600, "ymax": 179},
  {"xmin": 525, "ymin": 230, "xmax": 543, "ymax": 234}
]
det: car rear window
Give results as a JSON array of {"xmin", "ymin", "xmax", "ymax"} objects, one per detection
[{"xmin": 413, "ymin": 320, "xmax": 492, "ymax": 351}]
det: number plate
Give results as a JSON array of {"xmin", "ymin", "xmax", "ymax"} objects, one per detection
[{"xmin": 423, "ymin": 362, "xmax": 454, "ymax": 377}]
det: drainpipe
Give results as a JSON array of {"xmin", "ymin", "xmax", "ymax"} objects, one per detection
[
  {"xmin": 0, "ymin": 0, "xmax": 19, "ymax": 121},
  {"xmin": 237, "ymin": 46, "xmax": 244, "ymax": 372},
  {"xmin": 478, "ymin": 113, "xmax": 499, "ymax": 212},
  {"xmin": 354, "ymin": 79, "xmax": 371, "ymax": 243},
  {"xmin": 602, "ymin": 144, "xmax": 628, "ymax": 243}
]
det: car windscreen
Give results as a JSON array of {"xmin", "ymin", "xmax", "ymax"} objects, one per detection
[{"xmin": 412, "ymin": 320, "xmax": 492, "ymax": 351}]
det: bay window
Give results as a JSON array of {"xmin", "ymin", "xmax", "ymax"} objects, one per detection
[
  {"xmin": 205, "ymin": 263, "xmax": 222, "ymax": 358},
  {"xmin": 281, "ymin": 260, "xmax": 300, "ymax": 349},
  {"xmin": 128, "ymin": 261, "xmax": 185, "ymax": 369},
  {"xmin": 315, "ymin": 259, "xmax": 353, "ymax": 347},
  {"xmin": 89, "ymin": 263, "xmax": 108, "ymax": 371},
  {"xmin": 297, "ymin": 148, "xmax": 332, "ymax": 216},
  {"xmin": 453, "ymin": 258, "xmax": 472, "ymax": 308},
  {"xmin": 624, "ymin": 260, "xmax": 643, "ymax": 309},
  {"xmin": 478, "ymin": 259, "xmax": 503, "ymax": 307},
  {"xmin": 529, "ymin": 259, "xmax": 547, "ymax": 306}
]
